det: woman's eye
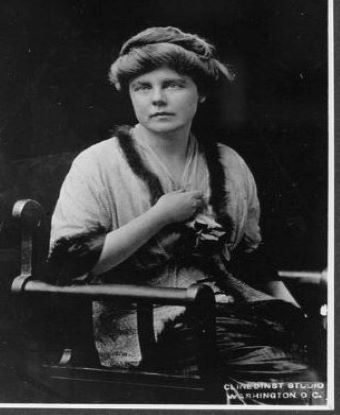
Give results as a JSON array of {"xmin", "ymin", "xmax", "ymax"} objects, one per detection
[
  {"xmin": 166, "ymin": 81, "xmax": 184, "ymax": 89},
  {"xmin": 134, "ymin": 84, "xmax": 150, "ymax": 91},
  {"xmin": 168, "ymin": 83, "xmax": 177, "ymax": 88}
]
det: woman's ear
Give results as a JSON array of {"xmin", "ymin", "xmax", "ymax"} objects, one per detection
[{"xmin": 199, "ymin": 95, "xmax": 206, "ymax": 104}]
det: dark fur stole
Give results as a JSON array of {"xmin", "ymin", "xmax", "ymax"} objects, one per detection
[
  {"xmin": 116, "ymin": 125, "xmax": 164, "ymax": 205},
  {"xmin": 47, "ymin": 228, "xmax": 106, "ymax": 285},
  {"xmin": 199, "ymin": 138, "xmax": 233, "ymax": 235}
]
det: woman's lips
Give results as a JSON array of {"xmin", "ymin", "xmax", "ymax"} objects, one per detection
[{"xmin": 151, "ymin": 112, "xmax": 174, "ymax": 117}]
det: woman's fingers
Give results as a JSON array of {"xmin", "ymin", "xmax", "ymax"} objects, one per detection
[
  {"xmin": 192, "ymin": 191, "xmax": 206, "ymax": 207},
  {"xmin": 189, "ymin": 193, "xmax": 206, "ymax": 214},
  {"xmin": 154, "ymin": 190, "xmax": 207, "ymax": 224}
]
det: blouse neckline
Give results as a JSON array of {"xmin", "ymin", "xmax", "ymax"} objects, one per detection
[{"xmin": 131, "ymin": 124, "xmax": 198, "ymax": 189}]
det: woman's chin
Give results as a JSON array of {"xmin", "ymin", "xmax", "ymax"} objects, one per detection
[{"xmin": 142, "ymin": 121, "xmax": 187, "ymax": 135}]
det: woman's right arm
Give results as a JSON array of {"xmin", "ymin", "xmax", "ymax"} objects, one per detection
[
  {"xmin": 92, "ymin": 190, "xmax": 205, "ymax": 275},
  {"xmin": 50, "ymin": 150, "xmax": 205, "ymax": 278}
]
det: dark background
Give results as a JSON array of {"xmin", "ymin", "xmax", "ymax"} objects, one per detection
[{"xmin": 0, "ymin": 0, "xmax": 330, "ymax": 405}]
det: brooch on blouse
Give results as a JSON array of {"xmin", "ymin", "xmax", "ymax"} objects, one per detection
[{"xmin": 186, "ymin": 213, "xmax": 227, "ymax": 251}]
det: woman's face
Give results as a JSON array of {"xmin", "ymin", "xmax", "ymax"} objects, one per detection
[{"xmin": 129, "ymin": 67, "xmax": 202, "ymax": 135}]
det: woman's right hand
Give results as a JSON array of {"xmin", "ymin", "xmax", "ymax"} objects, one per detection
[{"xmin": 153, "ymin": 190, "xmax": 206, "ymax": 225}]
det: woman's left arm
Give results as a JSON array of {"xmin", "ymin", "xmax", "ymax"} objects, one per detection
[{"xmin": 239, "ymin": 160, "xmax": 301, "ymax": 307}]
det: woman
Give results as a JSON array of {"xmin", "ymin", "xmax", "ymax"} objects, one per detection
[{"xmin": 49, "ymin": 26, "xmax": 318, "ymax": 403}]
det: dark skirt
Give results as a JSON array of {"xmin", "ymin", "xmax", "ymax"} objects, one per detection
[{"xmin": 149, "ymin": 299, "xmax": 326, "ymax": 405}]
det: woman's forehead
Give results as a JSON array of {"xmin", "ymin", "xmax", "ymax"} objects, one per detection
[{"xmin": 129, "ymin": 67, "xmax": 193, "ymax": 84}]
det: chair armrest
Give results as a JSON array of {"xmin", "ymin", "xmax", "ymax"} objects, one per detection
[
  {"xmin": 11, "ymin": 278, "xmax": 212, "ymax": 305},
  {"xmin": 278, "ymin": 269, "xmax": 327, "ymax": 289}
]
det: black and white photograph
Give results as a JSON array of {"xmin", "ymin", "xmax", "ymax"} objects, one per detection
[{"xmin": 0, "ymin": 0, "xmax": 334, "ymax": 410}]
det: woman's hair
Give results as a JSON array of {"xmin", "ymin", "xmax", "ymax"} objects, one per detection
[{"xmin": 109, "ymin": 26, "xmax": 233, "ymax": 94}]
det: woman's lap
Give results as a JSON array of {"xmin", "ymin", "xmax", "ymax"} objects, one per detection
[
  {"xmin": 147, "ymin": 299, "xmax": 323, "ymax": 404},
  {"xmin": 151, "ymin": 299, "xmax": 318, "ymax": 382}
]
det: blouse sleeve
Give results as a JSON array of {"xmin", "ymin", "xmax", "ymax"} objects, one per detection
[
  {"xmin": 50, "ymin": 152, "xmax": 111, "ymax": 247},
  {"xmin": 232, "ymin": 158, "xmax": 280, "ymax": 283},
  {"xmin": 48, "ymin": 151, "xmax": 111, "ymax": 284}
]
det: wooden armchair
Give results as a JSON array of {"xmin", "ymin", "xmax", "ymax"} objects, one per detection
[
  {"xmin": 10, "ymin": 199, "xmax": 223, "ymax": 404},
  {"xmin": 9, "ymin": 199, "xmax": 328, "ymax": 404}
]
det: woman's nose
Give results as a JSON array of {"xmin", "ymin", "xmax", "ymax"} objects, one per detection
[{"xmin": 151, "ymin": 87, "xmax": 166, "ymax": 105}]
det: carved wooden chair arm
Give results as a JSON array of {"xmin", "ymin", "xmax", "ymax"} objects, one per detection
[{"xmin": 12, "ymin": 277, "xmax": 213, "ymax": 305}]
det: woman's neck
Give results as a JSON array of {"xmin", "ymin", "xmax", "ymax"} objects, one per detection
[{"xmin": 135, "ymin": 123, "xmax": 191, "ymax": 162}]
